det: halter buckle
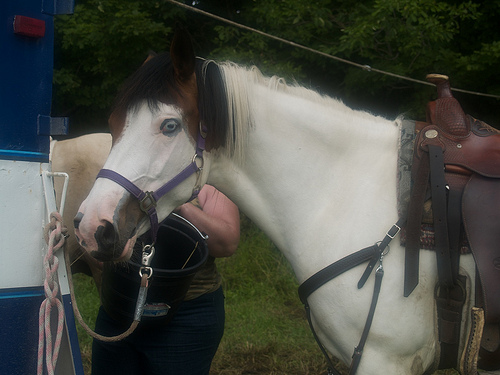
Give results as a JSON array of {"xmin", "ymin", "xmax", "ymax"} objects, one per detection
[
  {"xmin": 386, "ymin": 223, "xmax": 401, "ymax": 239},
  {"xmin": 192, "ymin": 153, "xmax": 205, "ymax": 198},
  {"xmin": 139, "ymin": 191, "xmax": 157, "ymax": 213}
]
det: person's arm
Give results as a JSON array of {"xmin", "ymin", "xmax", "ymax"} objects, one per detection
[{"xmin": 176, "ymin": 185, "xmax": 240, "ymax": 257}]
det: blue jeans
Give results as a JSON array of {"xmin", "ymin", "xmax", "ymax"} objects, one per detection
[{"xmin": 91, "ymin": 287, "xmax": 225, "ymax": 375}]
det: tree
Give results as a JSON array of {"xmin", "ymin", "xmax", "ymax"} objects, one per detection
[
  {"xmin": 208, "ymin": 0, "xmax": 499, "ymax": 123},
  {"xmin": 53, "ymin": 0, "xmax": 179, "ymax": 134},
  {"xmin": 53, "ymin": 0, "xmax": 499, "ymax": 136}
]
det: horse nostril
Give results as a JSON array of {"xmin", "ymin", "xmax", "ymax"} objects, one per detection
[
  {"xmin": 96, "ymin": 220, "xmax": 116, "ymax": 248},
  {"xmin": 74, "ymin": 212, "xmax": 84, "ymax": 229},
  {"xmin": 93, "ymin": 220, "xmax": 118, "ymax": 261}
]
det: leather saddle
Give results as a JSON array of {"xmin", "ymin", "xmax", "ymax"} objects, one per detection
[{"xmin": 405, "ymin": 74, "xmax": 500, "ymax": 370}]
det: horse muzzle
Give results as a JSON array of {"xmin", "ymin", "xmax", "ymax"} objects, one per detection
[{"xmin": 74, "ymin": 213, "xmax": 137, "ymax": 262}]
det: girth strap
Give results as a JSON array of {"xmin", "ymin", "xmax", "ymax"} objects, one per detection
[{"xmin": 405, "ymin": 140, "xmax": 467, "ymax": 368}]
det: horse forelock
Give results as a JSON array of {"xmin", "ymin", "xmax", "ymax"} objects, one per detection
[{"xmin": 109, "ymin": 53, "xmax": 185, "ymax": 140}]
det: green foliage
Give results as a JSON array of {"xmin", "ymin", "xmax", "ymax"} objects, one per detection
[
  {"xmin": 53, "ymin": 0, "xmax": 499, "ymax": 136},
  {"xmin": 213, "ymin": 217, "xmax": 331, "ymax": 374},
  {"xmin": 337, "ymin": 0, "xmax": 480, "ymax": 59},
  {"xmin": 53, "ymin": 0, "xmax": 181, "ymax": 133},
  {"xmin": 328, "ymin": 0, "xmax": 496, "ymax": 120}
]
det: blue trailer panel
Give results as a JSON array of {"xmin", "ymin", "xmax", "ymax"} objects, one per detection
[{"xmin": 0, "ymin": 0, "xmax": 83, "ymax": 374}]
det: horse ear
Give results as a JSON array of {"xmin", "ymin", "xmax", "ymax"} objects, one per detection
[
  {"xmin": 170, "ymin": 27, "xmax": 196, "ymax": 82},
  {"xmin": 142, "ymin": 50, "xmax": 157, "ymax": 66}
]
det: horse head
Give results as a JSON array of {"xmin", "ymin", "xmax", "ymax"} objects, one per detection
[{"xmin": 74, "ymin": 30, "xmax": 229, "ymax": 262}]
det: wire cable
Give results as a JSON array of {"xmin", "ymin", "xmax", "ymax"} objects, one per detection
[{"xmin": 166, "ymin": 0, "xmax": 500, "ymax": 99}]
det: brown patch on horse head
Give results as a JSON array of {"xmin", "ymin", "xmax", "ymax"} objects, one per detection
[
  {"xmin": 170, "ymin": 28, "xmax": 200, "ymax": 141},
  {"xmin": 106, "ymin": 71, "xmax": 200, "ymax": 146},
  {"xmin": 108, "ymin": 110, "xmax": 126, "ymax": 145},
  {"xmin": 176, "ymin": 75, "xmax": 200, "ymax": 141},
  {"xmin": 170, "ymin": 28, "xmax": 196, "ymax": 82}
]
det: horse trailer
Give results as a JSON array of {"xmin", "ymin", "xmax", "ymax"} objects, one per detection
[{"xmin": 1, "ymin": 0, "xmax": 83, "ymax": 373}]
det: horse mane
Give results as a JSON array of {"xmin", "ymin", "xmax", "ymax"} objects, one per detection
[{"xmin": 211, "ymin": 60, "xmax": 394, "ymax": 162}]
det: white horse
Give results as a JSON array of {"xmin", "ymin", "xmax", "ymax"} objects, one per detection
[{"xmin": 73, "ymin": 31, "xmax": 488, "ymax": 374}]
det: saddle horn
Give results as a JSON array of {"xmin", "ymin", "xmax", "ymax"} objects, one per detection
[{"xmin": 425, "ymin": 74, "xmax": 470, "ymax": 136}]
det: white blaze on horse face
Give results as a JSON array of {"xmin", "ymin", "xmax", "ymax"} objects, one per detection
[{"xmin": 76, "ymin": 101, "xmax": 199, "ymax": 256}]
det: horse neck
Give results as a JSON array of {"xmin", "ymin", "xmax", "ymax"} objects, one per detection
[{"xmin": 209, "ymin": 76, "xmax": 402, "ymax": 280}]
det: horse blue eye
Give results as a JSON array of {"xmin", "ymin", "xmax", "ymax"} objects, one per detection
[{"xmin": 160, "ymin": 119, "xmax": 179, "ymax": 134}]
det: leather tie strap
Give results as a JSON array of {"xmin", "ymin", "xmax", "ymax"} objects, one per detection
[
  {"xmin": 404, "ymin": 151, "xmax": 430, "ymax": 296},
  {"xmin": 428, "ymin": 144, "xmax": 454, "ymax": 288}
]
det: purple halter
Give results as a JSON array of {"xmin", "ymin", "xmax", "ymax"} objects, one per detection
[{"xmin": 96, "ymin": 125, "xmax": 207, "ymax": 243}]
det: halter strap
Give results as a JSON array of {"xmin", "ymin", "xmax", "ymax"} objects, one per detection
[{"xmin": 96, "ymin": 125, "xmax": 207, "ymax": 242}]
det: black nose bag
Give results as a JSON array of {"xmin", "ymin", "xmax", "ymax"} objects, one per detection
[{"xmin": 101, "ymin": 213, "xmax": 208, "ymax": 326}]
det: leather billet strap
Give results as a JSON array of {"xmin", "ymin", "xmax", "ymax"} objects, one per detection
[
  {"xmin": 404, "ymin": 151, "xmax": 430, "ymax": 296},
  {"xmin": 428, "ymin": 144, "xmax": 454, "ymax": 289},
  {"xmin": 405, "ymin": 142, "xmax": 456, "ymax": 294},
  {"xmin": 96, "ymin": 125, "xmax": 207, "ymax": 243}
]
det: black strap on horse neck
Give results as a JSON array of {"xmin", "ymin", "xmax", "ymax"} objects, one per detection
[
  {"xmin": 298, "ymin": 218, "xmax": 404, "ymax": 375},
  {"xmin": 298, "ymin": 246, "xmax": 378, "ymax": 304},
  {"xmin": 349, "ymin": 266, "xmax": 384, "ymax": 374}
]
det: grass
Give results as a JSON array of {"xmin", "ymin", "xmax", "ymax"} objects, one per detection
[
  {"xmin": 72, "ymin": 273, "xmax": 100, "ymax": 375},
  {"xmin": 210, "ymin": 217, "xmax": 331, "ymax": 374},
  {"xmin": 72, "ymin": 216, "xmax": 460, "ymax": 374}
]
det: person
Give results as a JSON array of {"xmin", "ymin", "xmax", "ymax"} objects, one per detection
[{"xmin": 91, "ymin": 184, "xmax": 240, "ymax": 375}]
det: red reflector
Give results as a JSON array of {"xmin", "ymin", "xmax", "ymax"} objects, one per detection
[{"xmin": 13, "ymin": 15, "xmax": 46, "ymax": 38}]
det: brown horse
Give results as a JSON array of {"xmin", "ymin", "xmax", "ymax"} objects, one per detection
[{"xmin": 51, "ymin": 133, "xmax": 112, "ymax": 291}]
